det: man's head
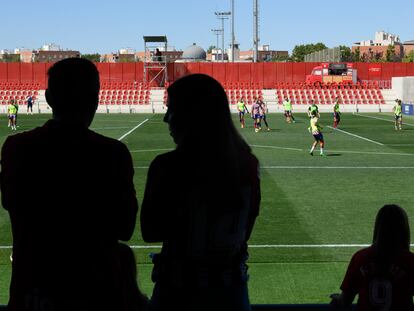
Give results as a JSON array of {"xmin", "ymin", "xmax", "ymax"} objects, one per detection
[{"xmin": 46, "ymin": 58, "xmax": 100, "ymax": 127}]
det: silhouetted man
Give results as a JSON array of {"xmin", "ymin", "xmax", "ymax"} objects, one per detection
[{"xmin": 1, "ymin": 58, "xmax": 139, "ymax": 311}]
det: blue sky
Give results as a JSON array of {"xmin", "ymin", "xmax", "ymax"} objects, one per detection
[{"xmin": 2, "ymin": 0, "xmax": 413, "ymax": 54}]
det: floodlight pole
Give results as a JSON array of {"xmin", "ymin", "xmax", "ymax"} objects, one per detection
[
  {"xmin": 215, "ymin": 11, "xmax": 231, "ymax": 62},
  {"xmin": 231, "ymin": 0, "xmax": 235, "ymax": 62},
  {"xmin": 211, "ymin": 29, "xmax": 222, "ymax": 61},
  {"xmin": 253, "ymin": 0, "xmax": 259, "ymax": 63}
]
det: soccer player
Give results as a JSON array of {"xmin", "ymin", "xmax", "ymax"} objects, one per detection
[
  {"xmin": 393, "ymin": 99, "xmax": 403, "ymax": 130},
  {"xmin": 26, "ymin": 95, "xmax": 34, "ymax": 115},
  {"xmin": 282, "ymin": 96, "xmax": 295, "ymax": 123},
  {"xmin": 333, "ymin": 97, "xmax": 341, "ymax": 129},
  {"xmin": 7, "ymin": 99, "xmax": 17, "ymax": 130},
  {"xmin": 307, "ymin": 99, "xmax": 319, "ymax": 118},
  {"xmin": 237, "ymin": 97, "xmax": 249, "ymax": 128},
  {"xmin": 251, "ymin": 98, "xmax": 263, "ymax": 132},
  {"xmin": 257, "ymin": 98, "xmax": 270, "ymax": 131},
  {"xmin": 13, "ymin": 99, "xmax": 19, "ymax": 128},
  {"xmin": 308, "ymin": 110, "xmax": 324, "ymax": 156}
]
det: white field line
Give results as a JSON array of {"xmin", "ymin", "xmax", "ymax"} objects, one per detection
[
  {"xmin": 328, "ymin": 150, "xmax": 414, "ymax": 156},
  {"xmin": 117, "ymin": 119, "xmax": 149, "ymax": 141},
  {"xmin": 130, "ymin": 148, "xmax": 174, "ymax": 153},
  {"xmin": 326, "ymin": 126, "xmax": 384, "ymax": 146},
  {"xmin": 2, "ymin": 244, "xmax": 414, "ymax": 250},
  {"xmin": 261, "ymin": 166, "xmax": 414, "ymax": 169},
  {"xmin": 91, "ymin": 126, "xmax": 132, "ymax": 130},
  {"xmin": 248, "ymin": 145, "xmax": 414, "ymax": 157},
  {"xmin": 353, "ymin": 113, "xmax": 414, "ymax": 127},
  {"xmin": 132, "ymin": 166, "xmax": 414, "ymax": 170},
  {"xmin": 249, "ymin": 144, "xmax": 303, "ymax": 152}
]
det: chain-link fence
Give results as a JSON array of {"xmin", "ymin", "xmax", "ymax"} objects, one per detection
[{"xmin": 304, "ymin": 47, "xmax": 341, "ymax": 62}]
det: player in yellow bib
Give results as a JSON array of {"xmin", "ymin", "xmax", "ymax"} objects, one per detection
[
  {"xmin": 7, "ymin": 99, "xmax": 18, "ymax": 131},
  {"xmin": 282, "ymin": 97, "xmax": 295, "ymax": 123},
  {"xmin": 333, "ymin": 97, "xmax": 341, "ymax": 129},
  {"xmin": 308, "ymin": 110, "xmax": 325, "ymax": 156},
  {"xmin": 237, "ymin": 97, "xmax": 249, "ymax": 128},
  {"xmin": 393, "ymin": 99, "xmax": 403, "ymax": 130}
]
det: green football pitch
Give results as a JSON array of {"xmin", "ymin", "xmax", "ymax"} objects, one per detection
[{"xmin": 1, "ymin": 112, "xmax": 414, "ymax": 305}]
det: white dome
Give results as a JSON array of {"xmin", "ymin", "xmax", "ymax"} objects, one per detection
[{"xmin": 181, "ymin": 43, "xmax": 206, "ymax": 60}]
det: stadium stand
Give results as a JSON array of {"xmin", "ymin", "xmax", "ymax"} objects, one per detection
[
  {"xmin": 98, "ymin": 81, "xmax": 151, "ymax": 106},
  {"xmin": 224, "ymin": 81, "xmax": 264, "ymax": 105},
  {"xmin": 0, "ymin": 75, "xmax": 400, "ymax": 114},
  {"xmin": 0, "ymin": 82, "xmax": 40, "ymax": 106},
  {"xmin": 274, "ymin": 81, "xmax": 386, "ymax": 106}
]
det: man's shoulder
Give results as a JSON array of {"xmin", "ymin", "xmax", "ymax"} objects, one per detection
[
  {"xmin": 87, "ymin": 130, "xmax": 130, "ymax": 154},
  {"xmin": 151, "ymin": 149, "xmax": 177, "ymax": 164}
]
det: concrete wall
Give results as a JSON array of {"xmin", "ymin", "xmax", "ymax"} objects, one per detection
[{"xmin": 392, "ymin": 77, "xmax": 414, "ymax": 103}]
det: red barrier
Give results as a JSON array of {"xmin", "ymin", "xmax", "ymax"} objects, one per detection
[
  {"xmin": 33, "ymin": 63, "xmax": 47, "ymax": 88},
  {"xmin": 251, "ymin": 62, "xmax": 264, "ymax": 87},
  {"xmin": 122, "ymin": 63, "xmax": 136, "ymax": 81},
  {"xmin": 226, "ymin": 63, "xmax": 239, "ymax": 83},
  {"xmin": 238, "ymin": 63, "xmax": 251, "ymax": 83},
  {"xmin": 200, "ymin": 63, "xmax": 213, "ymax": 76},
  {"xmin": 0, "ymin": 63, "xmax": 7, "ymax": 83},
  {"xmin": 109, "ymin": 63, "xmax": 122, "ymax": 81},
  {"xmin": 263, "ymin": 63, "xmax": 276, "ymax": 88},
  {"xmin": 20, "ymin": 63, "xmax": 33, "ymax": 82},
  {"xmin": 1, "ymin": 62, "xmax": 414, "ymax": 87},
  {"xmin": 210, "ymin": 63, "xmax": 224, "ymax": 83},
  {"xmin": 7, "ymin": 63, "xmax": 20, "ymax": 82},
  {"xmin": 96, "ymin": 63, "xmax": 110, "ymax": 82}
]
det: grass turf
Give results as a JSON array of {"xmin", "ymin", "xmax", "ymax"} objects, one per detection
[{"xmin": 1, "ymin": 112, "xmax": 414, "ymax": 304}]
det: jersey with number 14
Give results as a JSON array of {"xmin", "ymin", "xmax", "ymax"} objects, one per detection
[{"xmin": 340, "ymin": 246, "xmax": 414, "ymax": 311}]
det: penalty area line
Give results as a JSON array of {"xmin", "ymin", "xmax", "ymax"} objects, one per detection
[
  {"xmin": 327, "ymin": 126, "xmax": 383, "ymax": 146},
  {"xmin": 353, "ymin": 113, "xmax": 414, "ymax": 127},
  {"xmin": 118, "ymin": 119, "xmax": 149, "ymax": 141}
]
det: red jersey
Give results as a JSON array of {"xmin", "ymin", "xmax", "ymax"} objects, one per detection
[{"xmin": 341, "ymin": 246, "xmax": 414, "ymax": 311}]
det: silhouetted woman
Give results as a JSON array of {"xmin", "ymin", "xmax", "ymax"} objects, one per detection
[
  {"xmin": 331, "ymin": 204, "xmax": 414, "ymax": 310},
  {"xmin": 141, "ymin": 74, "xmax": 261, "ymax": 311}
]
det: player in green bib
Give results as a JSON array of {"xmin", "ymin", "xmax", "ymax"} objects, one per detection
[
  {"xmin": 237, "ymin": 97, "xmax": 249, "ymax": 128},
  {"xmin": 393, "ymin": 99, "xmax": 403, "ymax": 130},
  {"xmin": 7, "ymin": 99, "xmax": 18, "ymax": 131},
  {"xmin": 282, "ymin": 97, "xmax": 295, "ymax": 123},
  {"xmin": 333, "ymin": 97, "xmax": 341, "ymax": 129},
  {"xmin": 308, "ymin": 110, "xmax": 325, "ymax": 156},
  {"xmin": 307, "ymin": 99, "xmax": 319, "ymax": 118}
]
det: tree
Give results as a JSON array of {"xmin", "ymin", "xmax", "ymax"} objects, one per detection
[
  {"xmin": 339, "ymin": 45, "xmax": 352, "ymax": 61},
  {"xmin": 271, "ymin": 54, "xmax": 291, "ymax": 62},
  {"xmin": 385, "ymin": 44, "xmax": 395, "ymax": 62},
  {"xmin": 402, "ymin": 50, "xmax": 414, "ymax": 63},
  {"xmin": 351, "ymin": 47, "xmax": 361, "ymax": 62},
  {"xmin": 1, "ymin": 53, "xmax": 20, "ymax": 62},
  {"xmin": 81, "ymin": 53, "xmax": 101, "ymax": 62},
  {"xmin": 207, "ymin": 45, "xmax": 216, "ymax": 54},
  {"xmin": 291, "ymin": 43, "xmax": 327, "ymax": 62}
]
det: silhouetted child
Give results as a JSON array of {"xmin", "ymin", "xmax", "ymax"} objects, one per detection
[{"xmin": 331, "ymin": 204, "xmax": 414, "ymax": 310}]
